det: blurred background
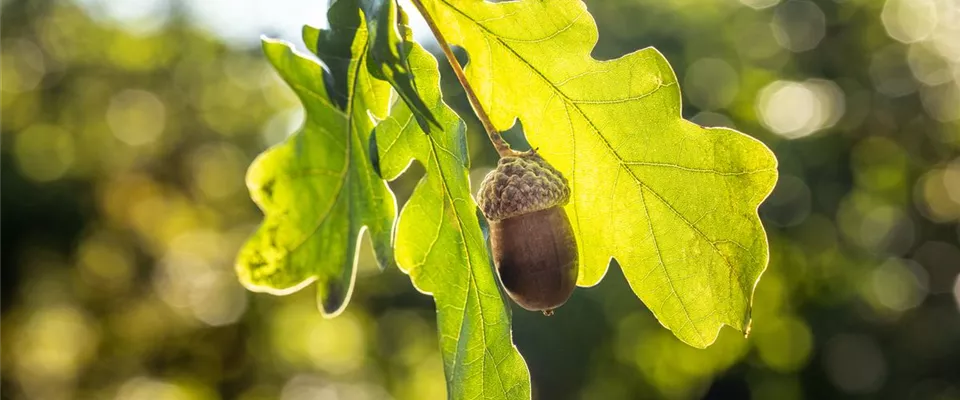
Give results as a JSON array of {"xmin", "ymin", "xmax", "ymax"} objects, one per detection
[{"xmin": 2, "ymin": 0, "xmax": 960, "ymax": 398}]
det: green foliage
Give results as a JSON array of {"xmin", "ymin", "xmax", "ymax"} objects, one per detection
[
  {"xmin": 374, "ymin": 40, "xmax": 531, "ymax": 399},
  {"xmin": 236, "ymin": 17, "xmax": 396, "ymax": 316},
  {"xmin": 416, "ymin": 0, "xmax": 778, "ymax": 348},
  {"xmin": 239, "ymin": 0, "xmax": 777, "ymax": 396},
  {"xmin": 241, "ymin": 4, "xmax": 531, "ymax": 395}
]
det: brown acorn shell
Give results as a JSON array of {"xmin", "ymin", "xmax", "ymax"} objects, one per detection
[{"xmin": 489, "ymin": 206, "xmax": 579, "ymax": 312}]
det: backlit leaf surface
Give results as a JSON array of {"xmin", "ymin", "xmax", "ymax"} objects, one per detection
[
  {"xmin": 416, "ymin": 0, "xmax": 778, "ymax": 348},
  {"xmin": 236, "ymin": 12, "xmax": 395, "ymax": 316}
]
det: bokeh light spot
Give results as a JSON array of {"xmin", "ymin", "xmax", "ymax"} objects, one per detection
[
  {"xmin": 14, "ymin": 124, "xmax": 76, "ymax": 182},
  {"xmin": 915, "ymin": 165, "xmax": 960, "ymax": 222},
  {"xmin": 186, "ymin": 142, "xmax": 248, "ymax": 200},
  {"xmin": 155, "ymin": 243, "xmax": 248, "ymax": 326},
  {"xmin": 931, "ymin": 15, "xmax": 960, "ymax": 62},
  {"xmin": 756, "ymin": 79, "xmax": 844, "ymax": 139},
  {"xmin": 837, "ymin": 190, "xmax": 916, "ymax": 254},
  {"xmin": 733, "ymin": 20, "xmax": 784, "ymax": 61},
  {"xmin": 306, "ymin": 312, "xmax": 368, "ymax": 374},
  {"xmin": 270, "ymin": 301, "xmax": 371, "ymax": 375},
  {"xmin": 683, "ymin": 58, "xmax": 740, "ymax": 110},
  {"xmin": 106, "ymin": 89, "xmax": 167, "ymax": 146},
  {"xmin": 867, "ymin": 258, "xmax": 929, "ymax": 312},
  {"xmin": 919, "ymin": 82, "xmax": 960, "ymax": 122},
  {"xmin": 907, "ymin": 43, "xmax": 955, "ymax": 86},
  {"xmin": 881, "ymin": 0, "xmax": 939, "ymax": 44},
  {"xmin": 12, "ymin": 305, "xmax": 99, "ymax": 397},
  {"xmin": 77, "ymin": 230, "xmax": 136, "ymax": 294},
  {"xmin": 757, "ymin": 82, "xmax": 817, "ymax": 137},
  {"xmin": 753, "ymin": 316, "xmax": 814, "ymax": 372},
  {"xmin": 861, "ymin": 205, "xmax": 915, "ymax": 255},
  {"xmin": 1, "ymin": 38, "xmax": 47, "ymax": 93},
  {"xmin": 869, "ymin": 44, "xmax": 919, "ymax": 97},
  {"xmin": 823, "ymin": 334, "xmax": 887, "ymax": 394},
  {"xmin": 771, "ymin": 1, "xmax": 826, "ymax": 53}
]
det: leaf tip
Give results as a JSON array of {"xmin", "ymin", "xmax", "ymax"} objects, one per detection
[{"xmin": 317, "ymin": 278, "xmax": 351, "ymax": 318}]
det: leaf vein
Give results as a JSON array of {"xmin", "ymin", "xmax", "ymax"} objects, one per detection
[{"xmin": 638, "ymin": 185, "xmax": 704, "ymax": 343}]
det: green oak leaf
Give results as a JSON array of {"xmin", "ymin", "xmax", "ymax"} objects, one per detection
[
  {"xmin": 359, "ymin": 0, "xmax": 441, "ymax": 131},
  {"xmin": 374, "ymin": 40, "xmax": 531, "ymax": 399},
  {"xmin": 236, "ymin": 18, "xmax": 396, "ymax": 316},
  {"xmin": 307, "ymin": 0, "xmax": 365, "ymax": 109},
  {"xmin": 417, "ymin": 0, "xmax": 778, "ymax": 348}
]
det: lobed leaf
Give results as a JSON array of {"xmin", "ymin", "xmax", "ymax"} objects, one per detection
[
  {"xmin": 374, "ymin": 40, "xmax": 531, "ymax": 399},
  {"xmin": 416, "ymin": 0, "xmax": 779, "ymax": 348},
  {"xmin": 236, "ymin": 14, "xmax": 395, "ymax": 316}
]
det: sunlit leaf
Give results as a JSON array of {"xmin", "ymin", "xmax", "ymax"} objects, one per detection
[
  {"xmin": 416, "ymin": 0, "xmax": 778, "ymax": 348},
  {"xmin": 374, "ymin": 40, "xmax": 531, "ymax": 399},
  {"xmin": 236, "ymin": 17, "xmax": 395, "ymax": 316}
]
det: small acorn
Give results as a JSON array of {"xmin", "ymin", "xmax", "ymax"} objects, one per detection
[{"xmin": 477, "ymin": 152, "xmax": 578, "ymax": 315}]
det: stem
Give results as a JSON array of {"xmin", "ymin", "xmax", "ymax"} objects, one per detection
[{"xmin": 408, "ymin": 0, "xmax": 519, "ymax": 158}]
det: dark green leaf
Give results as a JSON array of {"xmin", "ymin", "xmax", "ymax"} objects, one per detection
[{"xmin": 360, "ymin": 0, "xmax": 441, "ymax": 131}]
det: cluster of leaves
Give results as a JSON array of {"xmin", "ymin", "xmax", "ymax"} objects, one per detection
[{"xmin": 235, "ymin": 0, "xmax": 777, "ymax": 397}]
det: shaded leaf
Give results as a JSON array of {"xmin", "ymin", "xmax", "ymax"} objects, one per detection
[
  {"xmin": 375, "ymin": 41, "xmax": 531, "ymax": 399},
  {"xmin": 417, "ymin": 0, "xmax": 778, "ymax": 348},
  {"xmin": 360, "ymin": 0, "xmax": 441, "ymax": 131},
  {"xmin": 309, "ymin": 0, "xmax": 365, "ymax": 109}
]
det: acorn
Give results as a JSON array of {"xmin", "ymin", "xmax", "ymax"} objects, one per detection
[{"xmin": 477, "ymin": 152, "xmax": 578, "ymax": 315}]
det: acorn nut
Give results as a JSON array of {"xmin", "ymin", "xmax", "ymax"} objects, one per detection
[{"xmin": 477, "ymin": 152, "xmax": 579, "ymax": 315}]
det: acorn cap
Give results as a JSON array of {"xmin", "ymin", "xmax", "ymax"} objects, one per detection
[{"xmin": 477, "ymin": 152, "xmax": 571, "ymax": 221}]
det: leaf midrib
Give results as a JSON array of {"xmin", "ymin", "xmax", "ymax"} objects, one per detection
[{"xmin": 424, "ymin": 134, "xmax": 508, "ymax": 399}]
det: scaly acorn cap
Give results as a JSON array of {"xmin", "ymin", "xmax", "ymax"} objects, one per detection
[{"xmin": 477, "ymin": 152, "xmax": 571, "ymax": 221}]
